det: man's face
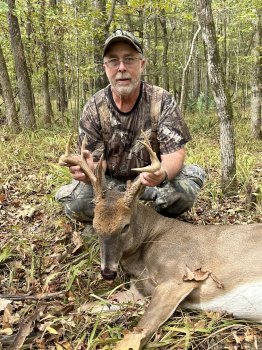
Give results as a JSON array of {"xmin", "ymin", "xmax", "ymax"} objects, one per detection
[{"xmin": 103, "ymin": 42, "xmax": 145, "ymax": 97}]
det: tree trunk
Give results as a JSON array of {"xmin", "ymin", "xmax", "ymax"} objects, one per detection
[
  {"xmin": 7, "ymin": 0, "xmax": 36, "ymax": 130},
  {"xmin": 153, "ymin": 16, "xmax": 159, "ymax": 86},
  {"xmin": 193, "ymin": 37, "xmax": 200, "ymax": 100},
  {"xmin": 159, "ymin": 9, "xmax": 169, "ymax": 91},
  {"xmin": 250, "ymin": 10, "xmax": 262, "ymax": 140},
  {"xmin": 50, "ymin": 0, "xmax": 68, "ymax": 117},
  {"xmin": 119, "ymin": 0, "xmax": 132, "ymax": 31},
  {"xmin": 92, "ymin": 0, "xmax": 116, "ymax": 91},
  {"xmin": 180, "ymin": 25, "xmax": 201, "ymax": 114},
  {"xmin": 25, "ymin": 0, "xmax": 33, "ymax": 79},
  {"xmin": 40, "ymin": 0, "xmax": 53, "ymax": 128},
  {"xmin": 196, "ymin": 0, "xmax": 237, "ymax": 194},
  {"xmin": 0, "ymin": 44, "xmax": 21, "ymax": 133}
]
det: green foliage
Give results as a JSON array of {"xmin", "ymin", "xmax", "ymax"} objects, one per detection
[
  {"xmin": 0, "ymin": 1, "xmax": 8, "ymax": 14},
  {"xmin": 1, "ymin": 0, "xmax": 260, "ymax": 130},
  {"xmin": 0, "ymin": 245, "xmax": 13, "ymax": 263}
]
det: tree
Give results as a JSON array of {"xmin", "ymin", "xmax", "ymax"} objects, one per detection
[
  {"xmin": 179, "ymin": 24, "xmax": 201, "ymax": 114},
  {"xmin": 195, "ymin": 0, "xmax": 237, "ymax": 194},
  {"xmin": 50, "ymin": 0, "xmax": 68, "ymax": 118},
  {"xmin": 7, "ymin": 0, "xmax": 36, "ymax": 129},
  {"xmin": 0, "ymin": 43, "xmax": 21, "ymax": 132},
  {"xmin": 39, "ymin": 0, "xmax": 53, "ymax": 128},
  {"xmin": 250, "ymin": 9, "xmax": 262, "ymax": 140},
  {"xmin": 159, "ymin": 9, "xmax": 169, "ymax": 91},
  {"xmin": 92, "ymin": 0, "xmax": 116, "ymax": 91}
]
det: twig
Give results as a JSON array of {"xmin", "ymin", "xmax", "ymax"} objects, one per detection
[
  {"xmin": 0, "ymin": 291, "xmax": 65, "ymax": 301},
  {"xmin": 0, "ymin": 332, "xmax": 43, "ymax": 347}
]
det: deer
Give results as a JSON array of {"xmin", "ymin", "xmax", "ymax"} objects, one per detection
[{"xmin": 59, "ymin": 132, "xmax": 262, "ymax": 350}]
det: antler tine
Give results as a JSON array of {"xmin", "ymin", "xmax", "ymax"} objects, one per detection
[
  {"xmin": 131, "ymin": 130, "xmax": 161, "ymax": 173},
  {"xmin": 65, "ymin": 134, "xmax": 73, "ymax": 156},
  {"xmin": 124, "ymin": 130, "xmax": 161, "ymax": 207},
  {"xmin": 80, "ymin": 134, "xmax": 87, "ymax": 160},
  {"xmin": 59, "ymin": 134, "xmax": 97, "ymax": 185}
]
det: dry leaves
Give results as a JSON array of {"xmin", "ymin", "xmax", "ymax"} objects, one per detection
[{"xmin": 183, "ymin": 266, "xmax": 224, "ymax": 289}]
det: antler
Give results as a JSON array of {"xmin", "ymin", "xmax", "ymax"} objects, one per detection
[
  {"xmin": 124, "ymin": 131, "xmax": 161, "ymax": 206},
  {"xmin": 131, "ymin": 130, "xmax": 161, "ymax": 173},
  {"xmin": 59, "ymin": 135, "xmax": 104, "ymax": 202}
]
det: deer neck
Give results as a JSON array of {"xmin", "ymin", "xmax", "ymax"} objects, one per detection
[{"xmin": 131, "ymin": 202, "xmax": 163, "ymax": 243}]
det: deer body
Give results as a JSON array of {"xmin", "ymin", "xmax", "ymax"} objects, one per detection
[
  {"xmin": 59, "ymin": 134, "xmax": 262, "ymax": 350},
  {"xmin": 93, "ymin": 193, "xmax": 262, "ymax": 349}
]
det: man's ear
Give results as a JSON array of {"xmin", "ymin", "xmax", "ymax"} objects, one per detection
[{"xmin": 141, "ymin": 58, "xmax": 146, "ymax": 71}]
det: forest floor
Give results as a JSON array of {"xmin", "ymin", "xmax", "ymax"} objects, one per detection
[{"xmin": 0, "ymin": 112, "xmax": 261, "ymax": 349}]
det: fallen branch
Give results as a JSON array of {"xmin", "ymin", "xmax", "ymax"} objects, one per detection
[
  {"xmin": 0, "ymin": 332, "xmax": 43, "ymax": 347},
  {"xmin": 0, "ymin": 291, "xmax": 65, "ymax": 301}
]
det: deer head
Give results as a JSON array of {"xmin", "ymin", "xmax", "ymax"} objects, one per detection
[{"xmin": 59, "ymin": 131, "xmax": 161, "ymax": 280}]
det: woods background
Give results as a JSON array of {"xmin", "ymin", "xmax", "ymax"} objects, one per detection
[{"xmin": 0, "ymin": 0, "xmax": 260, "ymax": 132}]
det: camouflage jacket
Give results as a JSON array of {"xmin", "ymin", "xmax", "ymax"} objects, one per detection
[{"xmin": 79, "ymin": 81, "xmax": 191, "ymax": 179}]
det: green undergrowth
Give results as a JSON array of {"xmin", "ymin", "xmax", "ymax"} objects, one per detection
[{"xmin": 0, "ymin": 111, "xmax": 261, "ymax": 349}]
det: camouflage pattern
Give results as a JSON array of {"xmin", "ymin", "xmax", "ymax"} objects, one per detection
[
  {"xmin": 78, "ymin": 81, "xmax": 192, "ymax": 179},
  {"xmin": 55, "ymin": 164, "xmax": 205, "ymax": 222},
  {"xmin": 103, "ymin": 29, "xmax": 143, "ymax": 56},
  {"xmin": 56, "ymin": 81, "xmax": 205, "ymax": 222}
]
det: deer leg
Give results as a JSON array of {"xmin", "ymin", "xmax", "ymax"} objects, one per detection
[{"xmin": 113, "ymin": 281, "xmax": 197, "ymax": 350}]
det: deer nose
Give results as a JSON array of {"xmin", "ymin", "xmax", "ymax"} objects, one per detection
[{"xmin": 101, "ymin": 267, "xmax": 117, "ymax": 281}]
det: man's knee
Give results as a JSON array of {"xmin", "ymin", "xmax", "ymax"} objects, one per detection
[
  {"xmin": 154, "ymin": 164, "xmax": 205, "ymax": 217},
  {"xmin": 55, "ymin": 180, "xmax": 94, "ymax": 222},
  {"xmin": 173, "ymin": 164, "xmax": 205, "ymax": 200}
]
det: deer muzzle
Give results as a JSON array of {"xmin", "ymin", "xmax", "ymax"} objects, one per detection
[
  {"xmin": 99, "ymin": 236, "xmax": 122, "ymax": 281},
  {"xmin": 101, "ymin": 267, "xmax": 117, "ymax": 281}
]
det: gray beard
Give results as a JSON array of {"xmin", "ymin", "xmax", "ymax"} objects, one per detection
[{"xmin": 111, "ymin": 77, "xmax": 140, "ymax": 97}]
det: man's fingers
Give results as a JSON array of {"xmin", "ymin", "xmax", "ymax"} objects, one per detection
[
  {"xmin": 69, "ymin": 165, "xmax": 81, "ymax": 174},
  {"xmin": 73, "ymin": 173, "xmax": 88, "ymax": 182},
  {"xmin": 82, "ymin": 150, "xmax": 93, "ymax": 159}
]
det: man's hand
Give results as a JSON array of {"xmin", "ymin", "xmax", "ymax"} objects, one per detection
[
  {"xmin": 68, "ymin": 150, "xmax": 95, "ymax": 183},
  {"xmin": 139, "ymin": 167, "xmax": 167, "ymax": 187},
  {"xmin": 139, "ymin": 148, "xmax": 186, "ymax": 187}
]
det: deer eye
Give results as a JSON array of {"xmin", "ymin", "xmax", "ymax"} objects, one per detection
[{"xmin": 121, "ymin": 224, "xmax": 130, "ymax": 235}]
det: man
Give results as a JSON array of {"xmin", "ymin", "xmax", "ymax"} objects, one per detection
[{"xmin": 56, "ymin": 29, "xmax": 205, "ymax": 224}]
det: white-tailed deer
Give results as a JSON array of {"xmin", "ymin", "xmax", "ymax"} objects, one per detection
[{"xmin": 59, "ymin": 133, "xmax": 262, "ymax": 350}]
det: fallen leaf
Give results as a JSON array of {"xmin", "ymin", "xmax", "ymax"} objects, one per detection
[
  {"xmin": 113, "ymin": 328, "xmax": 147, "ymax": 350},
  {"xmin": 46, "ymin": 326, "xmax": 59, "ymax": 335},
  {"xmin": 16, "ymin": 204, "xmax": 37, "ymax": 219},
  {"xmin": 183, "ymin": 266, "xmax": 209, "ymax": 282},
  {"xmin": 0, "ymin": 298, "xmax": 12, "ymax": 312},
  {"xmin": 183, "ymin": 266, "xmax": 224, "ymax": 289},
  {"xmin": 233, "ymin": 331, "xmax": 245, "ymax": 344},
  {"xmin": 72, "ymin": 231, "xmax": 83, "ymax": 253},
  {"xmin": 0, "ymin": 327, "xmax": 13, "ymax": 335},
  {"xmin": 55, "ymin": 341, "xmax": 72, "ymax": 350},
  {"xmin": 0, "ymin": 193, "xmax": 6, "ymax": 202},
  {"xmin": 9, "ymin": 308, "xmax": 40, "ymax": 350}
]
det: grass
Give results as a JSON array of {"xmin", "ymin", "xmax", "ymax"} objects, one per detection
[{"xmin": 0, "ymin": 111, "xmax": 261, "ymax": 349}]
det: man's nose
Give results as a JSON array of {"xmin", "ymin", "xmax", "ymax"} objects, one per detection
[{"xmin": 118, "ymin": 60, "xmax": 126, "ymax": 71}]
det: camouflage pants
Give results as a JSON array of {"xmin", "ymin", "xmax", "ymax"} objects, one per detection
[{"xmin": 55, "ymin": 164, "xmax": 205, "ymax": 222}]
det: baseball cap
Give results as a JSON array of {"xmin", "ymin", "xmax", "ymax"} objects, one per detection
[{"xmin": 103, "ymin": 29, "xmax": 143, "ymax": 57}]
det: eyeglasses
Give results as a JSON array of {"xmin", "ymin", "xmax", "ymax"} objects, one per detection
[{"xmin": 104, "ymin": 57, "xmax": 141, "ymax": 69}]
